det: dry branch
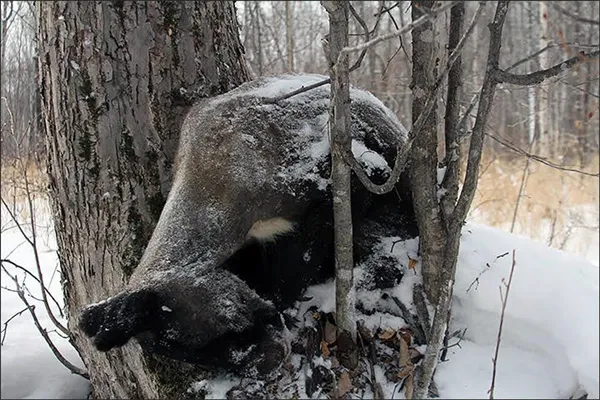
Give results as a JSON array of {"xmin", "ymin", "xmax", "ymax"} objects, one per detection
[
  {"xmin": 546, "ymin": 2, "xmax": 600, "ymax": 26},
  {"xmin": 486, "ymin": 133, "xmax": 599, "ymax": 177},
  {"xmin": 414, "ymin": 280, "xmax": 454, "ymax": 399},
  {"xmin": 1, "ymin": 306, "xmax": 31, "ymax": 345},
  {"xmin": 495, "ymin": 50, "xmax": 600, "ymax": 86},
  {"xmin": 450, "ymin": 1, "xmax": 510, "ymax": 231},
  {"xmin": 0, "ymin": 194, "xmax": 69, "ymax": 336},
  {"xmin": 1, "ymin": 258, "xmax": 64, "ymax": 317},
  {"xmin": 2, "ymin": 266, "xmax": 89, "ymax": 379},
  {"xmin": 337, "ymin": 1, "xmax": 457, "ymax": 65},
  {"xmin": 346, "ymin": 2, "xmax": 486, "ymax": 196},
  {"xmin": 488, "ymin": 250, "xmax": 518, "ymax": 399},
  {"xmin": 263, "ymin": 2, "xmax": 455, "ymax": 105}
]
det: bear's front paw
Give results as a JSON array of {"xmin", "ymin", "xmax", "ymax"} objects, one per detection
[
  {"xmin": 78, "ymin": 266, "xmax": 282, "ymax": 371},
  {"xmin": 78, "ymin": 288, "xmax": 159, "ymax": 351}
]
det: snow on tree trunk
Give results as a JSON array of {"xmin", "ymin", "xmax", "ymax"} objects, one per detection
[{"xmin": 36, "ymin": 2, "xmax": 248, "ymax": 398}]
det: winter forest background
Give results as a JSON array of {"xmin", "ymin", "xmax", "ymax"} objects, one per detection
[
  {"xmin": 1, "ymin": 1, "xmax": 598, "ymax": 399},
  {"xmin": 2, "ymin": 1, "xmax": 598, "ymax": 257}
]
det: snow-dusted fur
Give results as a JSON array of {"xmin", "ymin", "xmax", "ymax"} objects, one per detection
[{"xmin": 78, "ymin": 74, "xmax": 417, "ymax": 374}]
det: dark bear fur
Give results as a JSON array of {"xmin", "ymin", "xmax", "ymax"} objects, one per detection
[{"xmin": 78, "ymin": 74, "xmax": 417, "ymax": 373}]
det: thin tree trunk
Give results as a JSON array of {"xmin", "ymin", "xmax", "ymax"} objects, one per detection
[
  {"xmin": 36, "ymin": 2, "xmax": 248, "ymax": 398},
  {"xmin": 322, "ymin": 0, "xmax": 358, "ymax": 370},
  {"xmin": 409, "ymin": 0, "xmax": 446, "ymax": 305},
  {"xmin": 286, "ymin": 1, "xmax": 295, "ymax": 72}
]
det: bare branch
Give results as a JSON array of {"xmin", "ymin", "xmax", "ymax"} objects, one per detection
[
  {"xmin": 347, "ymin": 1, "xmax": 486, "ymax": 195},
  {"xmin": 485, "ymin": 133, "xmax": 599, "ymax": 177},
  {"xmin": 440, "ymin": 1, "xmax": 466, "ymax": 223},
  {"xmin": 1, "ymin": 258, "xmax": 64, "ymax": 317},
  {"xmin": 264, "ymin": 1, "xmax": 383, "ymax": 105},
  {"xmin": 348, "ymin": 3, "xmax": 369, "ymax": 73},
  {"xmin": 450, "ymin": 1, "xmax": 510, "ymax": 231},
  {"xmin": 16, "ymin": 165, "xmax": 70, "ymax": 336},
  {"xmin": 545, "ymin": 1, "xmax": 600, "ymax": 26},
  {"xmin": 373, "ymin": 2, "xmax": 401, "ymax": 17},
  {"xmin": 505, "ymin": 42, "xmax": 599, "ymax": 73},
  {"xmin": 1, "ymin": 197, "xmax": 34, "ymax": 247},
  {"xmin": 414, "ymin": 280, "xmax": 455, "ymax": 399},
  {"xmin": 496, "ymin": 50, "xmax": 600, "ymax": 86},
  {"xmin": 337, "ymin": 1, "xmax": 457, "ymax": 65},
  {"xmin": 559, "ymin": 79, "xmax": 600, "ymax": 99},
  {"xmin": 488, "ymin": 250, "xmax": 518, "ymax": 399},
  {"xmin": 3, "ymin": 268, "xmax": 89, "ymax": 379},
  {"xmin": 1, "ymin": 306, "xmax": 31, "ymax": 345}
]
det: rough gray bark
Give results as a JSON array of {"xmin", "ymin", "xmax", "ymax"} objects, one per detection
[
  {"xmin": 440, "ymin": 2, "xmax": 465, "ymax": 224},
  {"xmin": 36, "ymin": 1, "xmax": 248, "ymax": 398},
  {"xmin": 415, "ymin": 2, "xmax": 511, "ymax": 398},
  {"xmin": 409, "ymin": 0, "xmax": 446, "ymax": 305},
  {"xmin": 322, "ymin": 0, "xmax": 358, "ymax": 370}
]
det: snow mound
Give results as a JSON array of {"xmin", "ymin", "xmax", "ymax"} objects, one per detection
[{"xmin": 437, "ymin": 222, "xmax": 599, "ymax": 399}]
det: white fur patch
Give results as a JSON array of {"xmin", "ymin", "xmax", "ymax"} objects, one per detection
[{"xmin": 246, "ymin": 217, "xmax": 295, "ymax": 242}]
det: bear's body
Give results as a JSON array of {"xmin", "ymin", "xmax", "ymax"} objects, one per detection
[{"xmin": 78, "ymin": 74, "xmax": 417, "ymax": 373}]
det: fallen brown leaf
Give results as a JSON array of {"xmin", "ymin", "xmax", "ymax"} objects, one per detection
[
  {"xmin": 337, "ymin": 371, "xmax": 353, "ymax": 398},
  {"xmin": 408, "ymin": 258, "xmax": 418, "ymax": 270},
  {"xmin": 398, "ymin": 334, "xmax": 411, "ymax": 367},
  {"xmin": 397, "ymin": 364, "xmax": 415, "ymax": 379},
  {"xmin": 320, "ymin": 340, "xmax": 330, "ymax": 358},
  {"xmin": 398, "ymin": 328, "xmax": 413, "ymax": 346}
]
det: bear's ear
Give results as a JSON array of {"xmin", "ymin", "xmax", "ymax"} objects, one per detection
[{"xmin": 78, "ymin": 289, "xmax": 159, "ymax": 352}]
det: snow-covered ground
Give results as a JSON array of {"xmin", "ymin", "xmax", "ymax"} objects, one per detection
[{"xmin": 1, "ymin": 199, "xmax": 598, "ymax": 399}]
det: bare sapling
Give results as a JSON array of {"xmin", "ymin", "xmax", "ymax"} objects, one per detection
[{"xmin": 488, "ymin": 250, "xmax": 518, "ymax": 400}]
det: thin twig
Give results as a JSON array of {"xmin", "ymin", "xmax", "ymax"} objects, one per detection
[
  {"xmin": 337, "ymin": 1, "xmax": 457, "ymax": 65},
  {"xmin": 1, "ymin": 197, "xmax": 34, "ymax": 248},
  {"xmin": 3, "ymin": 269, "xmax": 89, "ymax": 379},
  {"xmin": 17, "ymin": 165, "xmax": 70, "ymax": 336},
  {"xmin": 263, "ymin": 1, "xmax": 381, "ymax": 105},
  {"xmin": 485, "ymin": 134, "xmax": 599, "ymax": 177},
  {"xmin": 488, "ymin": 250, "xmax": 517, "ymax": 399},
  {"xmin": 1, "ymin": 306, "xmax": 32, "ymax": 345},
  {"xmin": 373, "ymin": 2, "xmax": 401, "ymax": 17},
  {"xmin": 545, "ymin": 2, "xmax": 600, "ymax": 26},
  {"xmin": 1, "ymin": 259, "xmax": 64, "ymax": 317},
  {"xmin": 346, "ymin": 1, "xmax": 486, "ymax": 195},
  {"xmin": 348, "ymin": 3, "xmax": 369, "ymax": 73}
]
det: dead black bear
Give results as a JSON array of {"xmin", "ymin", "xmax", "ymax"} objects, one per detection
[{"xmin": 78, "ymin": 74, "xmax": 417, "ymax": 374}]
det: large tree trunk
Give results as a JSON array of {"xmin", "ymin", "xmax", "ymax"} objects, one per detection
[{"xmin": 36, "ymin": 1, "xmax": 248, "ymax": 398}]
